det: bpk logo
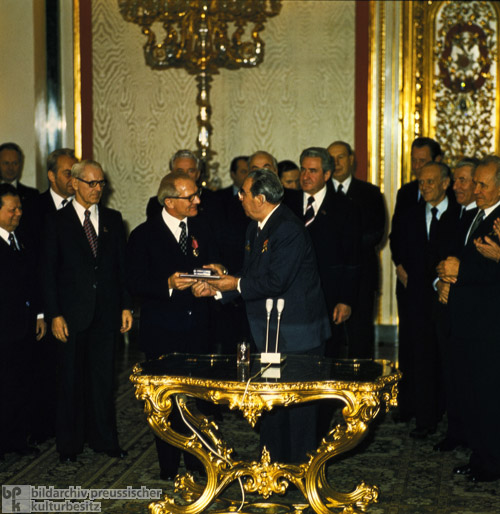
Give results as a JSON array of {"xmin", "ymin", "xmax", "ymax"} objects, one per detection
[{"xmin": 2, "ymin": 485, "xmax": 31, "ymax": 513}]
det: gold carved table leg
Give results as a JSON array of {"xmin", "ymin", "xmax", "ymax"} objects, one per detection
[{"xmin": 134, "ymin": 380, "xmax": 399, "ymax": 514}]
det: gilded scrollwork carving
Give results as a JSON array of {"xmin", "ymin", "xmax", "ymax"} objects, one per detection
[
  {"xmin": 408, "ymin": 1, "xmax": 499, "ymax": 164},
  {"xmin": 433, "ymin": 1, "xmax": 498, "ymax": 164},
  {"xmin": 130, "ymin": 359, "xmax": 401, "ymax": 514}
]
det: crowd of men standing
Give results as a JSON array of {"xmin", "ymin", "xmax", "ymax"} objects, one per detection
[
  {"xmin": 2, "ymin": 137, "xmax": 500, "ymax": 484},
  {"xmin": 389, "ymin": 137, "xmax": 500, "ymax": 483}
]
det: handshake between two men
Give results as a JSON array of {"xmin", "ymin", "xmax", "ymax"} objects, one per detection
[{"xmin": 167, "ymin": 264, "xmax": 239, "ymax": 297}]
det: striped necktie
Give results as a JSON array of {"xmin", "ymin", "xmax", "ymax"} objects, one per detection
[
  {"xmin": 304, "ymin": 196, "xmax": 315, "ymax": 226},
  {"xmin": 8, "ymin": 232, "xmax": 19, "ymax": 251},
  {"xmin": 179, "ymin": 221, "xmax": 188, "ymax": 254},
  {"xmin": 83, "ymin": 210, "xmax": 98, "ymax": 258},
  {"xmin": 466, "ymin": 209, "xmax": 485, "ymax": 243}
]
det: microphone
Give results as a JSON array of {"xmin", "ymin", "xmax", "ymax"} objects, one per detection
[
  {"xmin": 274, "ymin": 299, "xmax": 285, "ymax": 352},
  {"xmin": 265, "ymin": 298, "xmax": 273, "ymax": 353}
]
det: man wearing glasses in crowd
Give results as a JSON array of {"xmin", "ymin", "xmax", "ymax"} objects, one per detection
[
  {"xmin": 126, "ymin": 170, "xmax": 218, "ymax": 480},
  {"xmin": 42, "ymin": 159, "xmax": 133, "ymax": 463}
]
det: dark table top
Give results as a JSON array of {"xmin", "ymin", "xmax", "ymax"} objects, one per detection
[{"xmin": 134, "ymin": 353, "xmax": 396, "ymax": 385}]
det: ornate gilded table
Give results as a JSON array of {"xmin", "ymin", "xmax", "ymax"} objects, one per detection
[{"xmin": 130, "ymin": 354, "xmax": 401, "ymax": 514}]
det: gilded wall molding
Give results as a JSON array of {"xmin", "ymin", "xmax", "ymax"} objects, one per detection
[{"xmin": 406, "ymin": 0, "xmax": 500, "ymax": 172}]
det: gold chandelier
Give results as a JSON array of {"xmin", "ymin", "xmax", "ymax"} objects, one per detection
[{"xmin": 118, "ymin": 0, "xmax": 282, "ymax": 185}]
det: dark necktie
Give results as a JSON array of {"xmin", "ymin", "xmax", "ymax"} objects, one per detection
[
  {"xmin": 60, "ymin": 199, "xmax": 68, "ymax": 209},
  {"xmin": 429, "ymin": 206, "xmax": 439, "ymax": 242},
  {"xmin": 179, "ymin": 221, "xmax": 187, "ymax": 255},
  {"xmin": 460, "ymin": 206, "xmax": 465, "ymax": 219},
  {"xmin": 338, "ymin": 183, "xmax": 344, "ymax": 194},
  {"xmin": 8, "ymin": 232, "xmax": 19, "ymax": 251},
  {"xmin": 83, "ymin": 209, "xmax": 98, "ymax": 258},
  {"xmin": 467, "ymin": 209, "xmax": 485, "ymax": 243},
  {"xmin": 304, "ymin": 196, "xmax": 315, "ymax": 227}
]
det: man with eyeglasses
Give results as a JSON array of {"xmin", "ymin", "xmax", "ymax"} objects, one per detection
[
  {"xmin": 126, "ymin": 170, "xmax": 219, "ymax": 480},
  {"xmin": 42, "ymin": 159, "xmax": 133, "ymax": 463},
  {"xmin": 146, "ymin": 149, "xmax": 217, "ymax": 221}
]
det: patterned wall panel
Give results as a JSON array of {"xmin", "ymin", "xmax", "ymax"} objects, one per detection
[
  {"xmin": 431, "ymin": 1, "xmax": 499, "ymax": 165},
  {"xmin": 92, "ymin": 0, "xmax": 355, "ymax": 231}
]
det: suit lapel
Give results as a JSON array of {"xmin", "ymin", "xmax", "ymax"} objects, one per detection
[
  {"xmin": 96, "ymin": 207, "xmax": 108, "ymax": 261},
  {"xmin": 155, "ymin": 214, "xmax": 188, "ymax": 265},
  {"xmin": 476, "ymin": 204, "xmax": 500, "ymax": 239}
]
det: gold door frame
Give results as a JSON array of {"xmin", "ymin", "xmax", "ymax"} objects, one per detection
[{"xmin": 369, "ymin": 0, "xmax": 500, "ymax": 327}]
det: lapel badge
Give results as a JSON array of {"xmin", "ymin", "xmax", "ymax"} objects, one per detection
[
  {"xmin": 262, "ymin": 239, "xmax": 269, "ymax": 253},
  {"xmin": 191, "ymin": 236, "xmax": 199, "ymax": 257}
]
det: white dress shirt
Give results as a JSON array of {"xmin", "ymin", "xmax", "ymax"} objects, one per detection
[
  {"xmin": 50, "ymin": 189, "xmax": 73, "ymax": 210},
  {"xmin": 72, "ymin": 201, "xmax": 99, "ymax": 235},
  {"xmin": 302, "ymin": 185, "xmax": 327, "ymax": 216},
  {"xmin": 332, "ymin": 175, "xmax": 352, "ymax": 194}
]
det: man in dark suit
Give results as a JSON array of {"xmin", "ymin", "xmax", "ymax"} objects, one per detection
[
  {"xmin": 127, "ymin": 170, "xmax": 218, "ymax": 479},
  {"xmin": 42, "ymin": 159, "xmax": 133, "ymax": 462},
  {"xmin": 212, "ymin": 156, "xmax": 251, "ymax": 352},
  {"xmin": 214, "ymin": 155, "xmax": 250, "ymax": 274},
  {"xmin": 327, "ymin": 141, "xmax": 386, "ymax": 357},
  {"xmin": 0, "ymin": 184, "xmax": 46, "ymax": 459},
  {"xmin": 0, "ymin": 142, "xmax": 39, "ymax": 236},
  {"xmin": 438, "ymin": 156, "xmax": 500, "ymax": 482},
  {"xmin": 39, "ymin": 148, "xmax": 77, "ymax": 216},
  {"xmin": 146, "ymin": 149, "xmax": 217, "ymax": 220},
  {"xmin": 194, "ymin": 169, "xmax": 331, "ymax": 463},
  {"xmin": 433, "ymin": 158, "xmax": 478, "ymax": 452},
  {"xmin": 30, "ymin": 149, "xmax": 78, "ymax": 443},
  {"xmin": 391, "ymin": 137, "xmax": 443, "ymax": 289},
  {"xmin": 284, "ymin": 147, "xmax": 361, "ymax": 357},
  {"xmin": 390, "ymin": 162, "xmax": 460, "ymax": 438}
]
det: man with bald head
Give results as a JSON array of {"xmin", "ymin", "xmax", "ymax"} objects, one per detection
[
  {"xmin": 248, "ymin": 150, "xmax": 278, "ymax": 174},
  {"xmin": 42, "ymin": 159, "xmax": 133, "ymax": 462},
  {"xmin": 127, "ymin": 170, "xmax": 218, "ymax": 479}
]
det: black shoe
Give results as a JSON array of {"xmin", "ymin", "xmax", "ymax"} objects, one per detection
[
  {"xmin": 160, "ymin": 470, "xmax": 176, "ymax": 481},
  {"xmin": 453, "ymin": 464, "xmax": 472, "ymax": 476},
  {"xmin": 410, "ymin": 426, "xmax": 436, "ymax": 439},
  {"xmin": 95, "ymin": 448, "xmax": 128, "ymax": 458},
  {"xmin": 469, "ymin": 470, "xmax": 500, "ymax": 483},
  {"xmin": 433, "ymin": 438, "xmax": 459, "ymax": 452},
  {"xmin": 59, "ymin": 453, "xmax": 77, "ymax": 463}
]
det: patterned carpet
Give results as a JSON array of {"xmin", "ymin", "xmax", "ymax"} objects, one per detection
[{"xmin": 1, "ymin": 339, "xmax": 500, "ymax": 514}]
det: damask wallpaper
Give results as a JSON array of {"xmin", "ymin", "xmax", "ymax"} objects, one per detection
[{"xmin": 91, "ymin": 0, "xmax": 356, "ymax": 231}]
